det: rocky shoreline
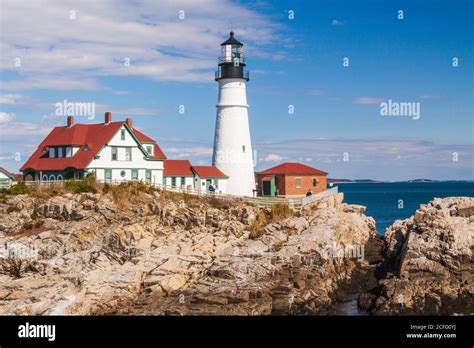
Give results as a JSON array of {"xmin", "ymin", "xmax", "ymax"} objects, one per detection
[
  {"xmin": 0, "ymin": 187, "xmax": 471, "ymax": 315},
  {"xmin": 360, "ymin": 197, "xmax": 474, "ymax": 315}
]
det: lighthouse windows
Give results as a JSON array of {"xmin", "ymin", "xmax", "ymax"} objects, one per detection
[{"xmin": 242, "ymin": 145, "xmax": 246, "ymax": 153}]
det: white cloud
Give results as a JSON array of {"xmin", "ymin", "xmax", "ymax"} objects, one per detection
[
  {"xmin": 0, "ymin": 0, "xmax": 282, "ymax": 90},
  {"xmin": 254, "ymin": 138, "xmax": 474, "ymax": 181},
  {"xmin": 0, "ymin": 94, "xmax": 23, "ymax": 104},
  {"xmin": 331, "ymin": 19, "xmax": 345, "ymax": 26},
  {"xmin": 165, "ymin": 146, "xmax": 212, "ymax": 157},
  {"xmin": 308, "ymin": 89, "xmax": 324, "ymax": 96},
  {"xmin": 353, "ymin": 97, "xmax": 385, "ymax": 105},
  {"xmin": 261, "ymin": 153, "xmax": 283, "ymax": 162},
  {"xmin": 0, "ymin": 112, "xmax": 15, "ymax": 123}
]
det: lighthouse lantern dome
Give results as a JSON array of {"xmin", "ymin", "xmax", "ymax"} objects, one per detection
[{"xmin": 220, "ymin": 31, "xmax": 244, "ymax": 65}]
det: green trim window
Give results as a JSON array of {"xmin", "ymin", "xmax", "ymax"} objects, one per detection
[
  {"xmin": 171, "ymin": 177, "xmax": 176, "ymax": 188},
  {"xmin": 180, "ymin": 177, "xmax": 185, "ymax": 187},
  {"xmin": 295, "ymin": 178, "xmax": 302, "ymax": 189},
  {"xmin": 125, "ymin": 147, "xmax": 132, "ymax": 161},
  {"xmin": 132, "ymin": 169, "xmax": 138, "ymax": 181},
  {"xmin": 145, "ymin": 170, "xmax": 152, "ymax": 183},
  {"xmin": 146, "ymin": 146, "xmax": 152, "ymax": 155},
  {"xmin": 121, "ymin": 129, "xmax": 125, "ymax": 140},
  {"xmin": 111, "ymin": 147, "xmax": 117, "ymax": 161},
  {"xmin": 105, "ymin": 169, "xmax": 112, "ymax": 182}
]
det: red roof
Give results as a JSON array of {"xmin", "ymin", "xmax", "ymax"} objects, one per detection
[
  {"xmin": 133, "ymin": 127, "xmax": 156, "ymax": 143},
  {"xmin": 20, "ymin": 121, "xmax": 166, "ymax": 172},
  {"xmin": 260, "ymin": 176, "xmax": 273, "ymax": 181},
  {"xmin": 164, "ymin": 160, "xmax": 193, "ymax": 176},
  {"xmin": 192, "ymin": 166, "xmax": 228, "ymax": 178},
  {"xmin": 133, "ymin": 128, "xmax": 166, "ymax": 159},
  {"xmin": 257, "ymin": 162, "xmax": 327, "ymax": 176}
]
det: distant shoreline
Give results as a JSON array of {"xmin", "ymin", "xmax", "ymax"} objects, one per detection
[{"xmin": 328, "ymin": 179, "xmax": 474, "ymax": 184}]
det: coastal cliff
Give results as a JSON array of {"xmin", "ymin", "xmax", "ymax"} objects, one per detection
[
  {"xmin": 360, "ymin": 197, "xmax": 474, "ymax": 315},
  {"xmin": 0, "ymin": 185, "xmax": 379, "ymax": 315}
]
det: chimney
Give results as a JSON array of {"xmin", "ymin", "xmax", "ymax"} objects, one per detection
[
  {"xmin": 104, "ymin": 112, "xmax": 112, "ymax": 124},
  {"xmin": 126, "ymin": 118, "xmax": 133, "ymax": 128},
  {"xmin": 67, "ymin": 115, "xmax": 74, "ymax": 127}
]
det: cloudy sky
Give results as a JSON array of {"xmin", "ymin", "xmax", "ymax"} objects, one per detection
[{"xmin": 0, "ymin": 0, "xmax": 472, "ymax": 180}]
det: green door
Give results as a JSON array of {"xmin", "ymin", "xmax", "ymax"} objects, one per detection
[{"xmin": 206, "ymin": 179, "xmax": 212, "ymax": 193}]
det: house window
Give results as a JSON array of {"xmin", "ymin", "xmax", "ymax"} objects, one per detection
[
  {"xmin": 121, "ymin": 129, "xmax": 125, "ymax": 140},
  {"xmin": 146, "ymin": 146, "xmax": 153, "ymax": 155},
  {"xmin": 111, "ymin": 147, "xmax": 117, "ymax": 161},
  {"xmin": 171, "ymin": 177, "xmax": 176, "ymax": 187},
  {"xmin": 132, "ymin": 169, "xmax": 138, "ymax": 181},
  {"xmin": 58, "ymin": 147, "xmax": 63, "ymax": 158},
  {"xmin": 49, "ymin": 147, "xmax": 55, "ymax": 158},
  {"xmin": 181, "ymin": 177, "xmax": 185, "ymax": 187},
  {"xmin": 49, "ymin": 174, "xmax": 56, "ymax": 181},
  {"xmin": 295, "ymin": 178, "xmax": 302, "ymax": 189},
  {"xmin": 312, "ymin": 178, "xmax": 318, "ymax": 187},
  {"xmin": 104, "ymin": 169, "xmax": 112, "ymax": 182},
  {"xmin": 57, "ymin": 174, "xmax": 63, "ymax": 180},
  {"xmin": 125, "ymin": 148, "xmax": 132, "ymax": 161},
  {"xmin": 145, "ymin": 170, "xmax": 152, "ymax": 183},
  {"xmin": 120, "ymin": 170, "xmax": 126, "ymax": 178},
  {"xmin": 65, "ymin": 147, "xmax": 72, "ymax": 157}
]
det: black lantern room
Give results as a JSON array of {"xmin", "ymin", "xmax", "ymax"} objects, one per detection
[{"xmin": 215, "ymin": 31, "xmax": 249, "ymax": 81}]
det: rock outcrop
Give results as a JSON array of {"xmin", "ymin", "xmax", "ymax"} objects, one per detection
[
  {"xmin": 360, "ymin": 197, "xmax": 474, "ymax": 315},
  {"xmin": 0, "ymin": 189, "xmax": 378, "ymax": 315}
]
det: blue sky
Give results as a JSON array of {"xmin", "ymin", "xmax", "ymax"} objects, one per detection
[{"xmin": 0, "ymin": 0, "xmax": 472, "ymax": 180}]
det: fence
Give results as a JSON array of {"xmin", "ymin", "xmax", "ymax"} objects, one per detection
[{"xmin": 11, "ymin": 179, "xmax": 339, "ymax": 209}]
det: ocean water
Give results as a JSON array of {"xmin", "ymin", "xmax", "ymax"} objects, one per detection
[{"xmin": 335, "ymin": 182, "xmax": 474, "ymax": 235}]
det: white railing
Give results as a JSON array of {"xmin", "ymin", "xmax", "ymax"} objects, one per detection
[
  {"xmin": 9, "ymin": 179, "xmax": 339, "ymax": 209},
  {"xmin": 298, "ymin": 186, "xmax": 339, "ymax": 207}
]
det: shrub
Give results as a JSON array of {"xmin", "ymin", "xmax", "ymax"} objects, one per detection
[
  {"xmin": 3, "ymin": 181, "xmax": 30, "ymax": 195},
  {"xmin": 65, "ymin": 173, "xmax": 98, "ymax": 193}
]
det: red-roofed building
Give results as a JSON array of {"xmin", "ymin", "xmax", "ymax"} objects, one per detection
[
  {"xmin": 163, "ymin": 160, "xmax": 194, "ymax": 190},
  {"xmin": 0, "ymin": 166, "xmax": 19, "ymax": 188},
  {"xmin": 256, "ymin": 162, "xmax": 328, "ymax": 197},
  {"xmin": 20, "ymin": 113, "xmax": 167, "ymax": 184},
  {"xmin": 192, "ymin": 166, "xmax": 228, "ymax": 194}
]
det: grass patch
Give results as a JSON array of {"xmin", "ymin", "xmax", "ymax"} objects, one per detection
[{"xmin": 249, "ymin": 203, "xmax": 294, "ymax": 239}]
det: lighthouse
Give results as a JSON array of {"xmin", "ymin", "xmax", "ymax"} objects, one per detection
[{"xmin": 212, "ymin": 31, "xmax": 255, "ymax": 196}]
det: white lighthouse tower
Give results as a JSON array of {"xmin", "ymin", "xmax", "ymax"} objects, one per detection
[{"xmin": 212, "ymin": 31, "xmax": 255, "ymax": 196}]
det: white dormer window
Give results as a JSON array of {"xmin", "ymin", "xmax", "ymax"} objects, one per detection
[{"xmin": 146, "ymin": 145, "xmax": 153, "ymax": 155}]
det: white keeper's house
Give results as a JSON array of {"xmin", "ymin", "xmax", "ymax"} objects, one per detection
[{"xmin": 20, "ymin": 112, "xmax": 228, "ymax": 193}]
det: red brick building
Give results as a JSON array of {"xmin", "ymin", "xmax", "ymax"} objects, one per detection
[{"xmin": 256, "ymin": 162, "xmax": 328, "ymax": 197}]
